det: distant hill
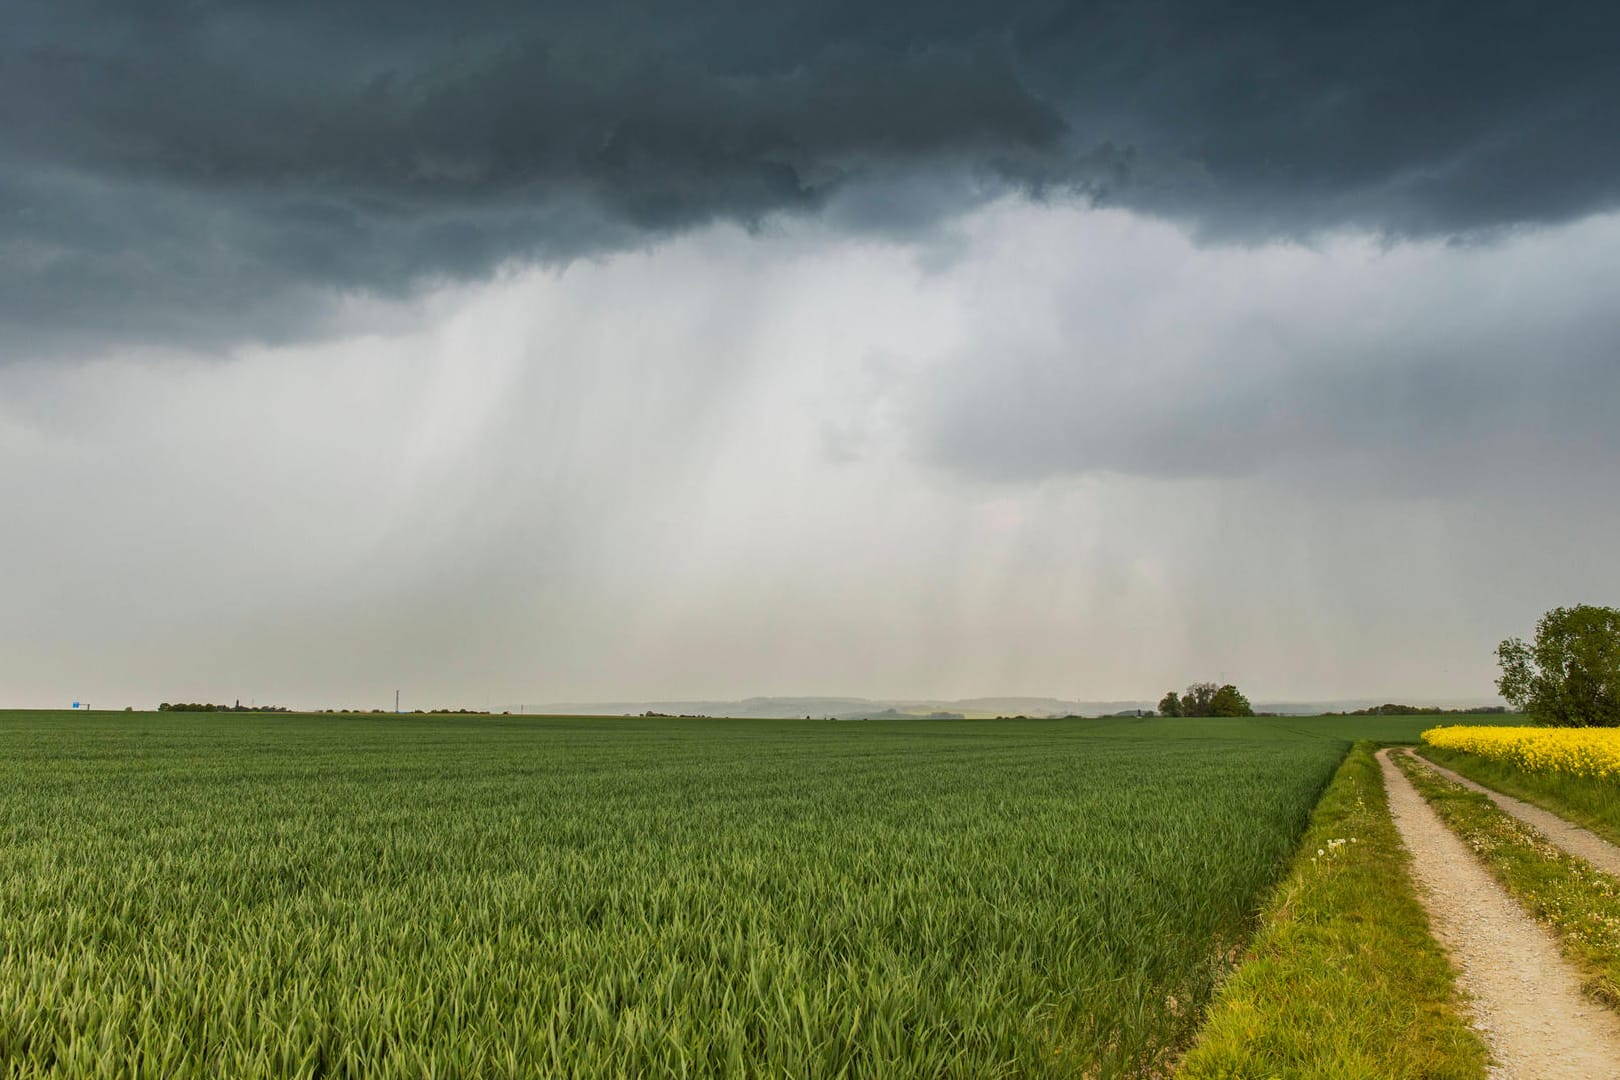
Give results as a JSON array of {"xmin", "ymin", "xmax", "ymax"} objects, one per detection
[
  {"xmin": 533, "ymin": 695, "xmax": 1143, "ymax": 719},
  {"xmin": 530, "ymin": 694, "xmax": 1506, "ymax": 719}
]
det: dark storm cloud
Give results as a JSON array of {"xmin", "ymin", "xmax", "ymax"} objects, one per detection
[{"xmin": 4, "ymin": 0, "xmax": 1618, "ymax": 355}]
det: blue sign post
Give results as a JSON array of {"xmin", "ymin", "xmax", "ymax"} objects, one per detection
[{"xmin": 72, "ymin": 702, "xmax": 80, "ymax": 709}]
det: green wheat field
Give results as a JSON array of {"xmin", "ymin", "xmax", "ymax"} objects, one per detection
[{"xmin": 1, "ymin": 711, "xmax": 1444, "ymax": 1077}]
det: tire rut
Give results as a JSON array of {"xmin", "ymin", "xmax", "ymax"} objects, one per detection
[
  {"xmin": 1377, "ymin": 748, "xmax": 1620, "ymax": 1079},
  {"xmin": 1405, "ymin": 749, "xmax": 1620, "ymax": 879}
]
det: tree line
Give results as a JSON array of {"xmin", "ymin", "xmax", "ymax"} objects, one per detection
[{"xmin": 1323, "ymin": 704, "xmax": 1509, "ymax": 717}]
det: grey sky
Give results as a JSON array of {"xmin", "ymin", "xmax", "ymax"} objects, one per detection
[{"xmin": 1, "ymin": 3, "xmax": 1616, "ymax": 709}]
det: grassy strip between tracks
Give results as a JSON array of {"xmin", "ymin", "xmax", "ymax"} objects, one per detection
[
  {"xmin": 1178, "ymin": 743, "xmax": 1487, "ymax": 1080},
  {"xmin": 1418, "ymin": 744, "xmax": 1620, "ymax": 849},
  {"xmin": 1396, "ymin": 752, "xmax": 1620, "ymax": 1011}
]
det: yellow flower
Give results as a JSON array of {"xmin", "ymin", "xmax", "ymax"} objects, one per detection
[{"xmin": 1422, "ymin": 725, "xmax": 1620, "ymax": 779}]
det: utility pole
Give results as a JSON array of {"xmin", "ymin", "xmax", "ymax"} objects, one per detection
[{"xmin": 395, "ymin": 689, "xmax": 400, "ymax": 714}]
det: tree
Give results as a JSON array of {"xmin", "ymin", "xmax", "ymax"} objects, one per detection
[
  {"xmin": 1181, "ymin": 682, "xmax": 1219, "ymax": 716},
  {"xmin": 1165, "ymin": 681, "xmax": 1252, "ymax": 717},
  {"xmin": 1209, "ymin": 684, "xmax": 1254, "ymax": 717},
  {"xmin": 1497, "ymin": 605, "xmax": 1620, "ymax": 727}
]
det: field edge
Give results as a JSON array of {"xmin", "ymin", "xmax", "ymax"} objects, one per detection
[{"xmin": 1175, "ymin": 741, "xmax": 1488, "ymax": 1080}]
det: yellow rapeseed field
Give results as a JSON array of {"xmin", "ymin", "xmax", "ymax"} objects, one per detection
[{"xmin": 1422, "ymin": 725, "xmax": 1620, "ymax": 780}]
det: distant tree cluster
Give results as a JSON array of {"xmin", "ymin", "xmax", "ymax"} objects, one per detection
[
  {"xmin": 1497, "ymin": 604, "xmax": 1620, "ymax": 727},
  {"xmin": 1323, "ymin": 704, "xmax": 1510, "ymax": 717},
  {"xmin": 1157, "ymin": 682, "xmax": 1254, "ymax": 718}
]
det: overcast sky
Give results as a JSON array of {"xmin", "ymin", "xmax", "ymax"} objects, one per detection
[{"xmin": 3, "ymin": 1, "xmax": 1617, "ymax": 709}]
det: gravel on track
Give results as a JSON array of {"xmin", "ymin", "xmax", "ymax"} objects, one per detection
[
  {"xmin": 1407, "ymin": 750, "xmax": 1620, "ymax": 880},
  {"xmin": 1378, "ymin": 748, "xmax": 1620, "ymax": 1079}
]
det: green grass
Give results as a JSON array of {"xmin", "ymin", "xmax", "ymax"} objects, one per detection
[
  {"xmin": 0, "ymin": 711, "xmax": 1352, "ymax": 1078},
  {"xmin": 1177, "ymin": 743, "xmax": 1487, "ymax": 1080},
  {"xmin": 1418, "ymin": 745, "xmax": 1620, "ymax": 849},
  {"xmin": 1396, "ymin": 752, "xmax": 1620, "ymax": 1010}
]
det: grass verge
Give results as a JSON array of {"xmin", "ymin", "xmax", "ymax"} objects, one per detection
[
  {"xmin": 1177, "ymin": 742, "xmax": 1487, "ymax": 1080},
  {"xmin": 1417, "ymin": 744, "xmax": 1620, "ymax": 849},
  {"xmin": 1395, "ymin": 752, "xmax": 1620, "ymax": 1010}
]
